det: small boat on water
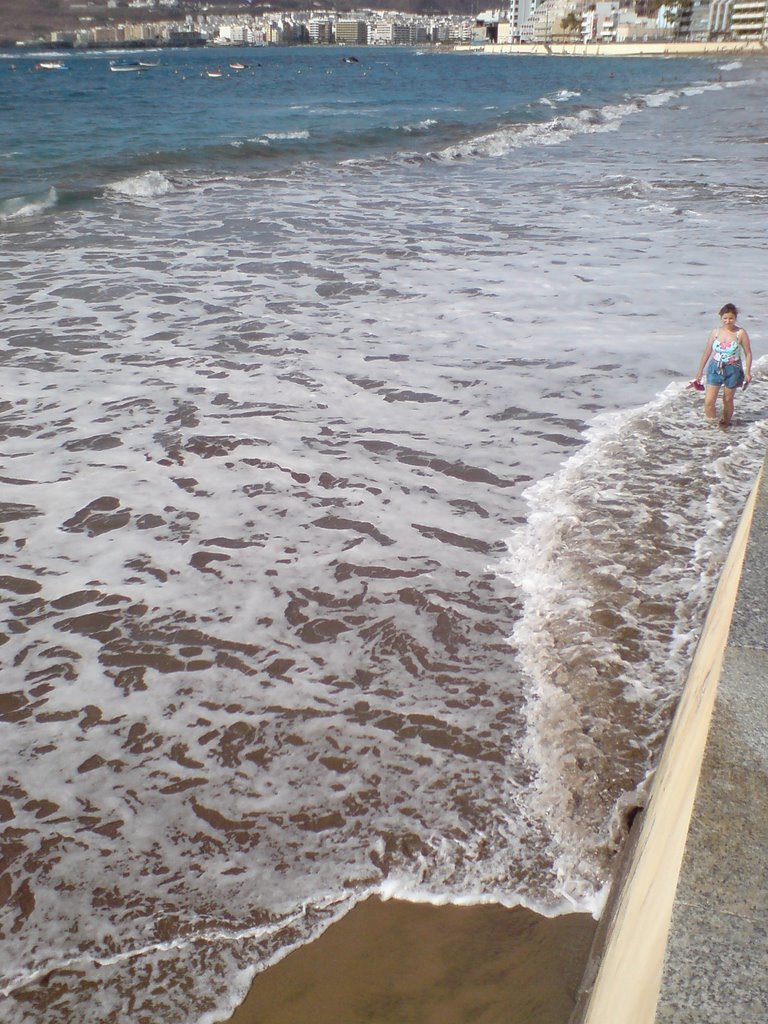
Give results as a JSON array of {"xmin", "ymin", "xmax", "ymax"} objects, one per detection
[
  {"xmin": 229, "ymin": 61, "xmax": 248, "ymax": 70},
  {"xmin": 36, "ymin": 61, "xmax": 67, "ymax": 71},
  {"xmin": 138, "ymin": 60, "xmax": 159, "ymax": 68},
  {"xmin": 205, "ymin": 68, "xmax": 224, "ymax": 78},
  {"xmin": 110, "ymin": 61, "xmax": 142, "ymax": 72}
]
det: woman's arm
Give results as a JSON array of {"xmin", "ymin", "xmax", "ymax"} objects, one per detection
[
  {"xmin": 739, "ymin": 329, "xmax": 752, "ymax": 382},
  {"xmin": 695, "ymin": 331, "xmax": 715, "ymax": 381}
]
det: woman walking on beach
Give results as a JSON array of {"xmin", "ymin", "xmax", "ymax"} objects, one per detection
[{"xmin": 693, "ymin": 303, "xmax": 752, "ymax": 427}]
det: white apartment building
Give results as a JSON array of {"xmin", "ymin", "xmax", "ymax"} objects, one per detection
[
  {"xmin": 445, "ymin": 17, "xmax": 474, "ymax": 42},
  {"xmin": 730, "ymin": 0, "xmax": 768, "ymax": 36},
  {"xmin": 707, "ymin": 0, "xmax": 735, "ymax": 34},
  {"xmin": 369, "ymin": 19, "xmax": 394, "ymax": 44},
  {"xmin": 581, "ymin": 1, "xmax": 672, "ymax": 40},
  {"xmin": 687, "ymin": 0, "xmax": 714, "ymax": 37},
  {"xmin": 520, "ymin": 0, "xmax": 581, "ymax": 40},
  {"xmin": 497, "ymin": 0, "xmax": 536, "ymax": 38},
  {"xmin": 615, "ymin": 12, "xmax": 671, "ymax": 38},
  {"xmin": 215, "ymin": 22, "xmax": 255, "ymax": 44},
  {"xmin": 308, "ymin": 18, "xmax": 334, "ymax": 42},
  {"xmin": 581, "ymin": 1, "xmax": 621, "ymax": 39}
]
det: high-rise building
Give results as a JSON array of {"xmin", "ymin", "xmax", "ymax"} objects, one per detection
[
  {"xmin": 520, "ymin": 0, "xmax": 580, "ymax": 40},
  {"xmin": 336, "ymin": 19, "xmax": 368, "ymax": 44},
  {"xmin": 707, "ymin": 0, "xmax": 735, "ymax": 34},
  {"xmin": 730, "ymin": 0, "xmax": 768, "ymax": 36},
  {"xmin": 308, "ymin": 19, "xmax": 334, "ymax": 43}
]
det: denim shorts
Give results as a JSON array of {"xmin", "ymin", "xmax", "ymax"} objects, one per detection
[{"xmin": 706, "ymin": 359, "xmax": 744, "ymax": 389}]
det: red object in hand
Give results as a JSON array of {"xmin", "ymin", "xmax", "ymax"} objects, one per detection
[{"xmin": 687, "ymin": 379, "xmax": 705, "ymax": 392}]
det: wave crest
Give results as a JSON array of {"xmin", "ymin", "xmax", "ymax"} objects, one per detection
[
  {"xmin": 260, "ymin": 130, "xmax": 310, "ymax": 143},
  {"xmin": 106, "ymin": 170, "xmax": 175, "ymax": 199},
  {"xmin": 0, "ymin": 187, "xmax": 58, "ymax": 221}
]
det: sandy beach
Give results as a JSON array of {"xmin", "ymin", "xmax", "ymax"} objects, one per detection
[
  {"xmin": 457, "ymin": 40, "xmax": 768, "ymax": 57},
  {"xmin": 224, "ymin": 897, "xmax": 597, "ymax": 1024}
]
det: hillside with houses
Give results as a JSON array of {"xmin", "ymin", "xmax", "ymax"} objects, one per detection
[{"xmin": 1, "ymin": 0, "xmax": 766, "ymax": 47}]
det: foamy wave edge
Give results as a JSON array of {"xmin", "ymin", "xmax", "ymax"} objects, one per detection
[
  {"xmin": 4, "ymin": 870, "xmax": 599, "ymax": 1016},
  {"xmin": 498, "ymin": 364, "xmax": 768, "ymax": 908},
  {"xmin": 259, "ymin": 130, "xmax": 311, "ymax": 142},
  {"xmin": 193, "ymin": 879, "xmax": 599, "ymax": 1024},
  {"xmin": 105, "ymin": 169, "xmax": 176, "ymax": 200},
  {"xmin": 0, "ymin": 187, "xmax": 58, "ymax": 221},
  {"xmin": 377, "ymin": 876, "xmax": 601, "ymax": 916},
  {"xmin": 435, "ymin": 78, "xmax": 742, "ymax": 161}
]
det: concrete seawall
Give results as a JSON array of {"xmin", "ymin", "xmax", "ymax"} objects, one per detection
[{"xmin": 572, "ymin": 453, "xmax": 768, "ymax": 1023}]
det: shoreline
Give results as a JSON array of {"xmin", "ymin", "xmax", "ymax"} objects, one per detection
[
  {"xmin": 455, "ymin": 40, "xmax": 768, "ymax": 58},
  {"xmin": 222, "ymin": 896, "xmax": 597, "ymax": 1024},
  {"xmin": 572, "ymin": 459, "xmax": 767, "ymax": 1021}
]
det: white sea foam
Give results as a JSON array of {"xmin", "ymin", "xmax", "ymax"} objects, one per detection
[
  {"xmin": 105, "ymin": 170, "xmax": 175, "ymax": 199},
  {"xmin": 2, "ymin": 59, "xmax": 767, "ymax": 1024},
  {"xmin": 260, "ymin": 130, "xmax": 310, "ymax": 141},
  {"xmin": 376, "ymin": 875, "xmax": 596, "ymax": 916},
  {"xmin": 436, "ymin": 94, "xmax": 660, "ymax": 160},
  {"xmin": 500, "ymin": 365, "xmax": 768, "ymax": 898},
  {"xmin": 437, "ymin": 76, "xmax": 755, "ymax": 164},
  {"xmin": 7, "ymin": 50, "xmax": 67, "ymax": 58},
  {"xmin": 397, "ymin": 118, "xmax": 438, "ymax": 133}
]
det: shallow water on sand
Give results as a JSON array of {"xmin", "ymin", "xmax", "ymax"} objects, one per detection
[{"xmin": 1, "ymin": 48, "xmax": 767, "ymax": 1023}]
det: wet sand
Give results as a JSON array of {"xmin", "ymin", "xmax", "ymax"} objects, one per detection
[{"xmin": 225, "ymin": 896, "xmax": 597, "ymax": 1024}]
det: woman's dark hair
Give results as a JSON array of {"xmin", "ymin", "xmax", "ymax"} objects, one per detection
[{"xmin": 719, "ymin": 302, "xmax": 738, "ymax": 317}]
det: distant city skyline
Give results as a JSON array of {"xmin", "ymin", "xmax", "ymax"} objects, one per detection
[
  {"xmin": 0, "ymin": 0, "xmax": 477, "ymax": 46},
  {"xmin": 2, "ymin": 0, "xmax": 767, "ymax": 46}
]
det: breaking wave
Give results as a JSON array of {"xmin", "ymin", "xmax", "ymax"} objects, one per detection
[{"xmin": 0, "ymin": 187, "xmax": 58, "ymax": 221}]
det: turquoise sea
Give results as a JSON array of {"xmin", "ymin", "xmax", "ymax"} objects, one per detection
[
  {"xmin": 0, "ymin": 46, "xmax": 733, "ymax": 209},
  {"xmin": 1, "ymin": 44, "xmax": 767, "ymax": 1024}
]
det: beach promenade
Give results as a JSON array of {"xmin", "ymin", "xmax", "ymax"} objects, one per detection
[
  {"xmin": 572, "ymin": 451, "xmax": 768, "ymax": 1023},
  {"xmin": 457, "ymin": 40, "xmax": 768, "ymax": 58}
]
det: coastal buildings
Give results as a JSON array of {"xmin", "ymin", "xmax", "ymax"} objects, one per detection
[
  {"xmin": 476, "ymin": 3, "xmax": 535, "ymax": 43},
  {"xmin": 581, "ymin": 3, "xmax": 621, "ymax": 43},
  {"xmin": 707, "ymin": 0, "xmax": 736, "ymax": 35},
  {"xmin": 515, "ymin": 0, "xmax": 768, "ymax": 41},
  {"xmin": 19, "ymin": 9, "xmax": 478, "ymax": 50},
  {"xmin": 519, "ymin": 0, "xmax": 583, "ymax": 42},
  {"xmin": 731, "ymin": 0, "xmax": 768, "ymax": 36},
  {"xmin": 336, "ymin": 19, "xmax": 369, "ymax": 44},
  {"xmin": 505, "ymin": 0, "xmax": 536, "ymax": 40},
  {"xmin": 308, "ymin": 19, "xmax": 334, "ymax": 44},
  {"xmin": 15, "ymin": 0, "xmax": 768, "ymax": 49}
]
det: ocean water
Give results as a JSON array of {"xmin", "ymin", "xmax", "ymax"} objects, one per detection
[{"xmin": 1, "ymin": 44, "xmax": 767, "ymax": 1023}]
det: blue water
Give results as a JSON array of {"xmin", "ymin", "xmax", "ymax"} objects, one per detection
[
  {"xmin": 1, "ymin": 46, "xmax": 713, "ymax": 207},
  {"xmin": 2, "ymin": 44, "xmax": 767, "ymax": 1024}
]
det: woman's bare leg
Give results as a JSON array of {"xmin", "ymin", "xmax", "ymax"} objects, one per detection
[
  {"xmin": 720, "ymin": 387, "xmax": 737, "ymax": 427},
  {"xmin": 704, "ymin": 384, "xmax": 720, "ymax": 421}
]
